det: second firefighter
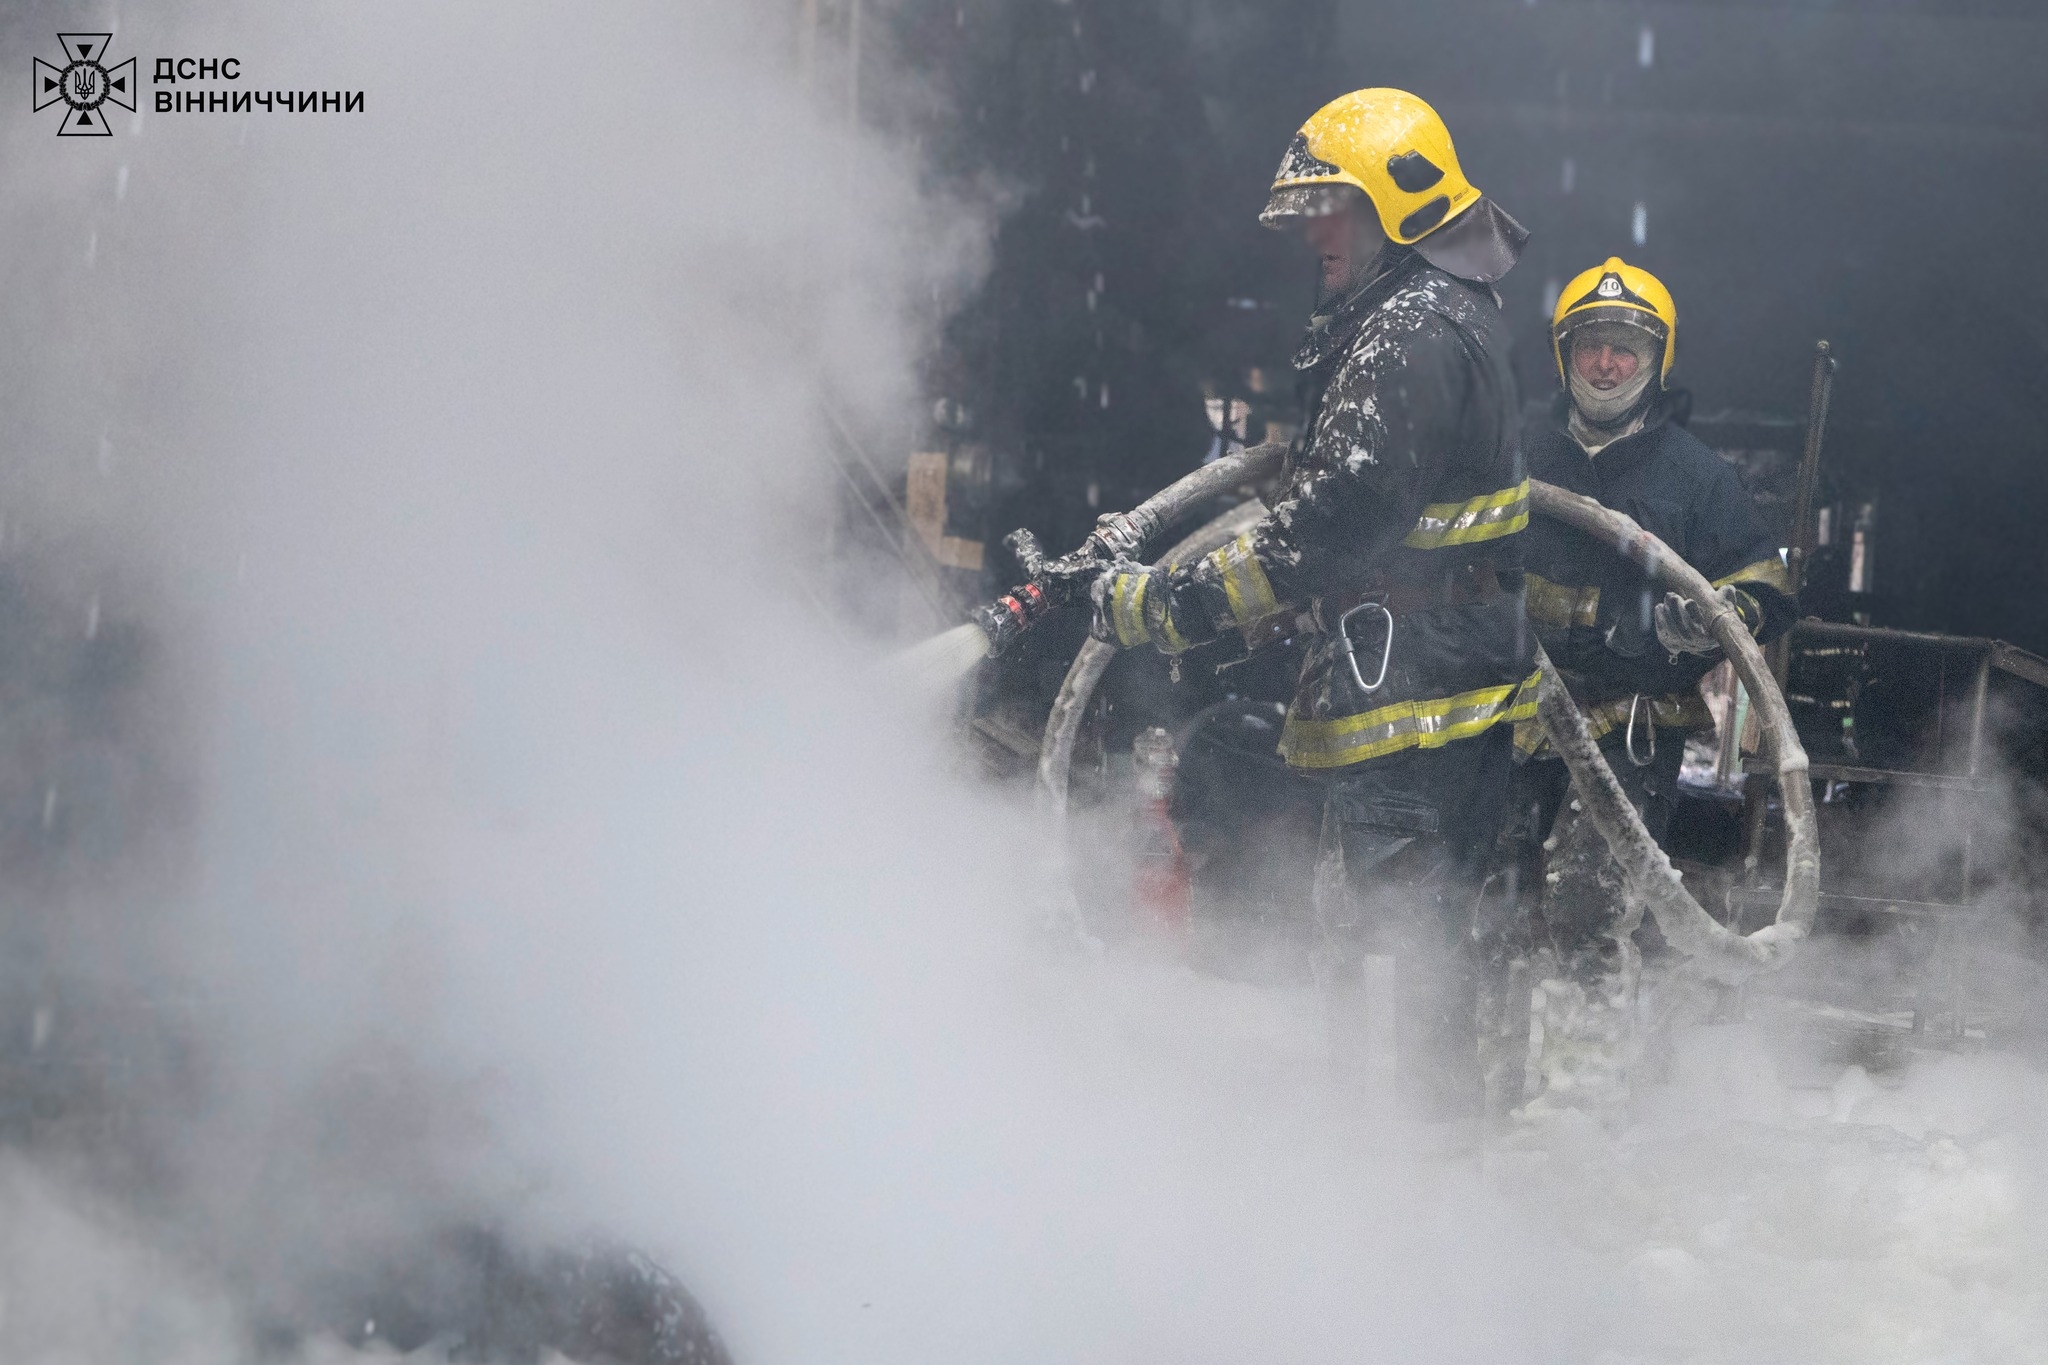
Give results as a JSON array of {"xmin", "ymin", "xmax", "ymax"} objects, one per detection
[{"xmin": 1508, "ymin": 256, "xmax": 1797, "ymax": 1116}]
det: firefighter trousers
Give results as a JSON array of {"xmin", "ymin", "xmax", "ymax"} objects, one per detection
[{"xmin": 1311, "ymin": 726, "xmax": 1515, "ymax": 1119}]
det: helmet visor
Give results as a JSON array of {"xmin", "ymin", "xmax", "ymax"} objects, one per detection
[
  {"xmin": 1259, "ymin": 182, "xmax": 1367, "ymax": 230},
  {"xmin": 1556, "ymin": 307, "xmax": 1667, "ymax": 360}
]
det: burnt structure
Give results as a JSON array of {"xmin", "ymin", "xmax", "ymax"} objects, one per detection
[{"xmin": 872, "ymin": 0, "xmax": 2048, "ymax": 665}]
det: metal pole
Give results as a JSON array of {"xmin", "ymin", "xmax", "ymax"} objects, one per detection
[
  {"xmin": 1740, "ymin": 779, "xmax": 1768, "ymax": 886},
  {"xmin": 1753, "ymin": 343, "xmax": 1838, "ymax": 878},
  {"xmin": 1787, "ymin": 340, "xmax": 1836, "ymax": 585},
  {"xmin": 1775, "ymin": 341, "xmax": 1837, "ymax": 686},
  {"xmin": 1714, "ymin": 670, "xmax": 1745, "ymax": 787},
  {"xmin": 1794, "ymin": 619, "xmax": 1996, "ymax": 651},
  {"xmin": 1961, "ymin": 648, "xmax": 1993, "ymax": 902},
  {"xmin": 1966, "ymin": 648, "xmax": 1993, "ymax": 779}
]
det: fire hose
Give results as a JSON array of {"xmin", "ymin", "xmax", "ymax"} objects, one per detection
[
  {"xmin": 986, "ymin": 447, "xmax": 1818, "ymax": 984},
  {"xmin": 969, "ymin": 443, "xmax": 1293, "ymax": 657},
  {"xmin": 1524, "ymin": 481, "xmax": 1817, "ymax": 982}
]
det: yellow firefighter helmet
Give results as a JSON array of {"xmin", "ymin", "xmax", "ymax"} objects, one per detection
[
  {"xmin": 1551, "ymin": 256, "xmax": 1679, "ymax": 387},
  {"xmin": 1260, "ymin": 88, "xmax": 1483, "ymax": 245}
]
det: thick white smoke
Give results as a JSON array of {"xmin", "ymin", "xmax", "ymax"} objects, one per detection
[{"xmin": 6, "ymin": 3, "xmax": 2048, "ymax": 1364}]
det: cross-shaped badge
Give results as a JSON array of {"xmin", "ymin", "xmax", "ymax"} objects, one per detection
[{"xmin": 33, "ymin": 34, "xmax": 136, "ymax": 136}]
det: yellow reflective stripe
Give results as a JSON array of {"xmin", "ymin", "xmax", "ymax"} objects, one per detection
[
  {"xmin": 1506, "ymin": 676, "xmax": 1541, "ymax": 725},
  {"xmin": 1656, "ymin": 691, "xmax": 1714, "ymax": 729},
  {"xmin": 1713, "ymin": 554, "xmax": 1793, "ymax": 596},
  {"xmin": 1206, "ymin": 531, "xmax": 1282, "ymax": 627},
  {"xmin": 1578, "ymin": 692, "xmax": 1708, "ymax": 742},
  {"xmin": 1402, "ymin": 480, "xmax": 1530, "ymax": 550},
  {"xmin": 1579, "ymin": 697, "xmax": 1635, "ymax": 744},
  {"xmin": 1158, "ymin": 608, "xmax": 1192, "ymax": 654},
  {"xmin": 1109, "ymin": 571, "xmax": 1150, "ymax": 647},
  {"xmin": 1524, "ymin": 572, "xmax": 1600, "ymax": 629},
  {"xmin": 1516, "ymin": 689, "xmax": 1713, "ymax": 757},
  {"xmin": 1279, "ymin": 669, "xmax": 1542, "ymax": 770},
  {"xmin": 1528, "ymin": 560, "xmax": 1784, "ymax": 635}
]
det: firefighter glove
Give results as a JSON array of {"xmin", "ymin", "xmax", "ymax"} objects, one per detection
[
  {"xmin": 1091, "ymin": 562, "xmax": 1152, "ymax": 646},
  {"xmin": 1653, "ymin": 586, "xmax": 1756, "ymax": 657}
]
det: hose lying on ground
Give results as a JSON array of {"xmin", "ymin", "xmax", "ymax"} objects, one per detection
[{"xmin": 1032, "ymin": 467, "xmax": 1816, "ymax": 982}]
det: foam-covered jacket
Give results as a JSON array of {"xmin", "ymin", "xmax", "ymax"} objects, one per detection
[{"xmin": 1104, "ymin": 249, "xmax": 1535, "ymax": 771}]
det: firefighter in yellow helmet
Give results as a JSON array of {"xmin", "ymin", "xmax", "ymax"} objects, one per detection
[
  {"xmin": 1089, "ymin": 90, "xmax": 1532, "ymax": 1119},
  {"xmin": 1506, "ymin": 258, "xmax": 1797, "ymax": 1118}
]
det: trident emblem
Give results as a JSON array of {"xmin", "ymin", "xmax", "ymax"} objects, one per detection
[{"xmin": 33, "ymin": 34, "xmax": 135, "ymax": 136}]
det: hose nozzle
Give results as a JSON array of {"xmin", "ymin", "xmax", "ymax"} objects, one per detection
[
  {"xmin": 969, "ymin": 528, "xmax": 1104, "ymax": 657},
  {"xmin": 970, "ymin": 581, "xmax": 1054, "ymax": 657},
  {"xmin": 962, "ymin": 443, "xmax": 1290, "ymax": 663}
]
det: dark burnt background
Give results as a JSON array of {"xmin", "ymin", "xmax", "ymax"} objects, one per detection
[{"xmin": 883, "ymin": 0, "xmax": 2048, "ymax": 655}]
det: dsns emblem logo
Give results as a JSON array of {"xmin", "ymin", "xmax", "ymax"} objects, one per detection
[{"xmin": 33, "ymin": 34, "xmax": 136, "ymax": 135}]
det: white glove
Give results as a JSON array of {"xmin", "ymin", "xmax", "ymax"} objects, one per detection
[{"xmin": 1652, "ymin": 586, "xmax": 1741, "ymax": 656}]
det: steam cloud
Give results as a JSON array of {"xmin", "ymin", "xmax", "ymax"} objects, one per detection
[{"xmin": 4, "ymin": 3, "xmax": 2048, "ymax": 1363}]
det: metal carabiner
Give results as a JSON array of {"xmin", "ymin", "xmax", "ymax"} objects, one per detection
[
  {"xmin": 1625, "ymin": 692, "xmax": 1657, "ymax": 767},
  {"xmin": 1336, "ymin": 600, "xmax": 1395, "ymax": 693}
]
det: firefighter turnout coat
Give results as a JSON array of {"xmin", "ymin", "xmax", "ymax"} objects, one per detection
[
  {"xmin": 1516, "ymin": 391, "xmax": 1796, "ymax": 752},
  {"xmin": 1104, "ymin": 249, "xmax": 1536, "ymax": 772}
]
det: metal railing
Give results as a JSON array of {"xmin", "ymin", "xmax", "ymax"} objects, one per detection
[{"xmin": 1739, "ymin": 618, "xmax": 2048, "ymax": 906}]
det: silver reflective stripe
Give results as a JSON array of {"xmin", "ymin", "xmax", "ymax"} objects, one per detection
[
  {"xmin": 1280, "ymin": 671, "xmax": 1541, "ymax": 769},
  {"xmin": 1402, "ymin": 480, "xmax": 1531, "ymax": 550}
]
